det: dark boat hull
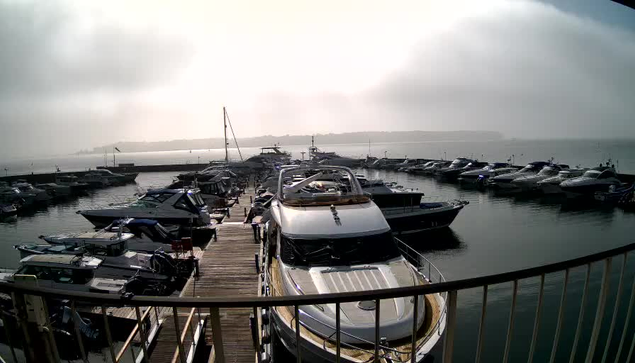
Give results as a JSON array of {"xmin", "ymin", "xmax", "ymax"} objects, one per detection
[{"xmin": 384, "ymin": 205, "xmax": 464, "ymax": 234}]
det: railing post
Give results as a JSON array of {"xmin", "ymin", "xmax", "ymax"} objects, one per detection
[
  {"xmin": 336, "ymin": 302, "xmax": 341, "ymax": 363},
  {"xmin": 71, "ymin": 300, "xmax": 88, "ymax": 362},
  {"xmin": 411, "ymin": 294, "xmax": 419, "ymax": 363},
  {"xmin": 135, "ymin": 306, "xmax": 149, "ymax": 362},
  {"xmin": 41, "ymin": 298, "xmax": 60, "ymax": 363},
  {"xmin": 0, "ymin": 309, "xmax": 18, "ymax": 363},
  {"xmin": 442, "ymin": 290, "xmax": 458, "ymax": 363},
  {"xmin": 173, "ymin": 307, "xmax": 186, "ymax": 363},
  {"xmin": 475, "ymin": 286, "xmax": 489, "ymax": 363},
  {"xmin": 375, "ymin": 298, "xmax": 381, "ymax": 363},
  {"xmin": 550, "ymin": 269, "xmax": 570, "ymax": 363},
  {"xmin": 616, "ymin": 258, "xmax": 635, "ymax": 361},
  {"xmin": 601, "ymin": 253, "xmax": 627, "ymax": 363},
  {"xmin": 210, "ymin": 307, "xmax": 225, "ymax": 363},
  {"xmin": 585, "ymin": 258, "xmax": 613, "ymax": 363},
  {"xmin": 101, "ymin": 305, "xmax": 118, "ymax": 363},
  {"xmin": 502, "ymin": 280, "xmax": 519, "ymax": 363},
  {"xmin": 569, "ymin": 264, "xmax": 592, "ymax": 363},
  {"xmin": 295, "ymin": 305, "xmax": 301, "ymax": 363},
  {"xmin": 527, "ymin": 274, "xmax": 545, "ymax": 363}
]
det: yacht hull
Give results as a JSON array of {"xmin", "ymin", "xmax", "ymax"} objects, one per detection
[
  {"xmin": 383, "ymin": 204, "xmax": 464, "ymax": 234},
  {"xmin": 80, "ymin": 212, "xmax": 198, "ymax": 228}
]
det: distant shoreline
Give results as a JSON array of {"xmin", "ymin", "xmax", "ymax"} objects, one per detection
[{"xmin": 77, "ymin": 130, "xmax": 504, "ymax": 155}]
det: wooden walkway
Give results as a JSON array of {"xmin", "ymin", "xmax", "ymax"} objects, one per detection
[{"xmin": 150, "ymin": 190, "xmax": 260, "ymax": 363}]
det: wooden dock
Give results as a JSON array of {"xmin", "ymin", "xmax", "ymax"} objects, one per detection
[{"xmin": 149, "ymin": 190, "xmax": 260, "ymax": 363}]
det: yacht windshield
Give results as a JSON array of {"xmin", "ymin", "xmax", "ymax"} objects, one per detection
[
  {"xmin": 538, "ymin": 167, "xmax": 558, "ymax": 176},
  {"xmin": 188, "ymin": 193, "xmax": 206, "ymax": 207},
  {"xmin": 519, "ymin": 164, "xmax": 540, "ymax": 173},
  {"xmin": 280, "ymin": 167, "xmax": 368, "ymax": 206},
  {"xmin": 280, "ymin": 231, "xmax": 400, "ymax": 267},
  {"xmin": 582, "ymin": 170, "xmax": 601, "ymax": 178}
]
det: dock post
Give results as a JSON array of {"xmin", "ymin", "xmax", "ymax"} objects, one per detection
[{"xmin": 210, "ymin": 307, "xmax": 226, "ymax": 363}]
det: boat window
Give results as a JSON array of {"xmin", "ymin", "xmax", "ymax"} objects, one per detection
[
  {"xmin": 583, "ymin": 170, "xmax": 601, "ymax": 178},
  {"xmin": 141, "ymin": 193, "xmax": 173, "ymax": 203},
  {"xmin": 280, "ymin": 231, "xmax": 400, "ymax": 267},
  {"xmin": 50, "ymin": 268, "xmax": 75, "ymax": 283},
  {"xmin": 174, "ymin": 194, "xmax": 198, "ymax": 213},
  {"xmin": 598, "ymin": 170, "xmax": 616, "ymax": 179},
  {"xmin": 189, "ymin": 193, "xmax": 206, "ymax": 207},
  {"xmin": 17, "ymin": 265, "xmax": 53, "ymax": 280}
]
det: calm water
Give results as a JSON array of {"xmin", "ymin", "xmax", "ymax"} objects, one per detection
[{"xmin": 1, "ymin": 139, "xmax": 635, "ymax": 362}]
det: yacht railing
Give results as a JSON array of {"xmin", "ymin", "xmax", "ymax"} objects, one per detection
[{"xmin": 1, "ymin": 242, "xmax": 635, "ymax": 363}]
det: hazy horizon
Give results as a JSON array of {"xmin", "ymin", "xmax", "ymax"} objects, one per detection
[{"xmin": 1, "ymin": 0, "xmax": 634, "ymax": 159}]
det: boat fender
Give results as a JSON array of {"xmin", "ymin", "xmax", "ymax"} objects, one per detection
[
  {"xmin": 261, "ymin": 310, "xmax": 270, "ymax": 325},
  {"xmin": 121, "ymin": 292, "xmax": 135, "ymax": 300},
  {"xmin": 260, "ymin": 353, "xmax": 271, "ymax": 363},
  {"xmin": 261, "ymin": 331, "xmax": 271, "ymax": 344}
]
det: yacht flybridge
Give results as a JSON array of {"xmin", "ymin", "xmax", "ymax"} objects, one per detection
[{"xmin": 262, "ymin": 165, "xmax": 446, "ymax": 362}]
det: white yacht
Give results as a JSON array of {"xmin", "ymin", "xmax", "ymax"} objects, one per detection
[
  {"xmin": 0, "ymin": 254, "xmax": 173, "ymax": 295},
  {"xmin": 78, "ymin": 188, "xmax": 211, "ymax": 228},
  {"xmin": 263, "ymin": 165, "xmax": 446, "ymax": 362},
  {"xmin": 0, "ymin": 255, "xmax": 127, "ymax": 294},
  {"xmin": 560, "ymin": 167, "xmax": 622, "ymax": 199},
  {"xmin": 489, "ymin": 161, "xmax": 551, "ymax": 189},
  {"xmin": 405, "ymin": 161, "xmax": 436, "ymax": 174},
  {"xmin": 458, "ymin": 163, "xmax": 515, "ymax": 185},
  {"xmin": 510, "ymin": 164, "xmax": 568, "ymax": 191},
  {"xmin": 536, "ymin": 169, "xmax": 587, "ymax": 195}
]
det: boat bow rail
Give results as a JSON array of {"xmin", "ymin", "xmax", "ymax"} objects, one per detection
[{"xmin": 1, "ymin": 242, "xmax": 635, "ymax": 363}]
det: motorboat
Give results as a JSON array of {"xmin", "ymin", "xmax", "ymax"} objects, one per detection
[
  {"xmin": 79, "ymin": 172, "xmax": 111, "ymax": 188},
  {"xmin": 0, "ymin": 184, "xmax": 36, "ymax": 208},
  {"xmin": 91, "ymin": 169, "xmax": 138, "ymax": 185},
  {"xmin": 371, "ymin": 191, "xmax": 468, "ymax": 234},
  {"xmin": 169, "ymin": 170, "xmax": 239, "ymax": 208},
  {"xmin": 78, "ymin": 188, "xmax": 211, "ymax": 228},
  {"xmin": 309, "ymin": 139, "xmax": 360, "ymax": 167},
  {"xmin": 55, "ymin": 175, "xmax": 90, "ymax": 193},
  {"xmin": 421, "ymin": 161, "xmax": 451, "ymax": 175},
  {"xmin": 458, "ymin": 163, "xmax": 515, "ymax": 185},
  {"xmin": 0, "ymin": 203, "xmax": 17, "ymax": 218},
  {"xmin": 439, "ymin": 160, "xmax": 487, "ymax": 181},
  {"xmin": 0, "ymin": 255, "xmax": 173, "ymax": 295},
  {"xmin": 595, "ymin": 184, "xmax": 635, "ymax": 205},
  {"xmin": 12, "ymin": 181, "xmax": 50, "ymax": 203},
  {"xmin": 435, "ymin": 158, "xmax": 473, "ymax": 178},
  {"xmin": 244, "ymin": 146, "xmax": 292, "ymax": 166},
  {"xmin": 262, "ymin": 165, "xmax": 446, "ymax": 362},
  {"xmin": 14, "ymin": 236, "xmax": 187, "ymax": 279},
  {"xmin": 356, "ymin": 174, "xmax": 394, "ymax": 194},
  {"xmin": 536, "ymin": 169, "xmax": 587, "ymax": 195},
  {"xmin": 405, "ymin": 161, "xmax": 437, "ymax": 174},
  {"xmin": 510, "ymin": 164, "xmax": 569, "ymax": 192},
  {"xmin": 560, "ymin": 167, "xmax": 622, "ymax": 199},
  {"xmin": 35, "ymin": 183, "xmax": 72, "ymax": 199},
  {"xmin": 103, "ymin": 218, "xmax": 217, "ymax": 248},
  {"xmin": 489, "ymin": 161, "xmax": 551, "ymax": 189},
  {"xmin": 394, "ymin": 159, "xmax": 419, "ymax": 172}
]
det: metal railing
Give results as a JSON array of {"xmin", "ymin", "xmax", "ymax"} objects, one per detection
[{"xmin": 1, "ymin": 242, "xmax": 634, "ymax": 362}]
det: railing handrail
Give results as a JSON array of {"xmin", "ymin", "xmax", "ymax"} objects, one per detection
[{"xmin": 2, "ymin": 242, "xmax": 634, "ymax": 308}]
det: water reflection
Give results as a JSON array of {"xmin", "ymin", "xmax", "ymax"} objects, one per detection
[{"xmin": 399, "ymin": 228, "xmax": 465, "ymax": 254}]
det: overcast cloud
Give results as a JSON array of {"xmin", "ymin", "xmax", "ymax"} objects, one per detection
[{"xmin": 0, "ymin": 0, "xmax": 633, "ymax": 158}]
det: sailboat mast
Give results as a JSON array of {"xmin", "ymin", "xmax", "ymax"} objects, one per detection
[{"xmin": 223, "ymin": 107, "xmax": 228, "ymax": 162}]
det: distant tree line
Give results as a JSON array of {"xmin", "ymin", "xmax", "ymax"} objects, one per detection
[{"xmin": 79, "ymin": 130, "xmax": 503, "ymax": 154}]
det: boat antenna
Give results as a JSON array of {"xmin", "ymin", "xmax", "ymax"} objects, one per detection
[
  {"xmin": 368, "ymin": 139, "xmax": 371, "ymax": 157},
  {"xmin": 224, "ymin": 108, "xmax": 243, "ymax": 161}
]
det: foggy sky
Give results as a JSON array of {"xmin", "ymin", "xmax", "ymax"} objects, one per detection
[{"xmin": 0, "ymin": 0, "xmax": 634, "ymax": 159}]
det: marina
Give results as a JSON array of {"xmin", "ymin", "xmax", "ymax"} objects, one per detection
[{"xmin": 0, "ymin": 140, "xmax": 635, "ymax": 362}]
